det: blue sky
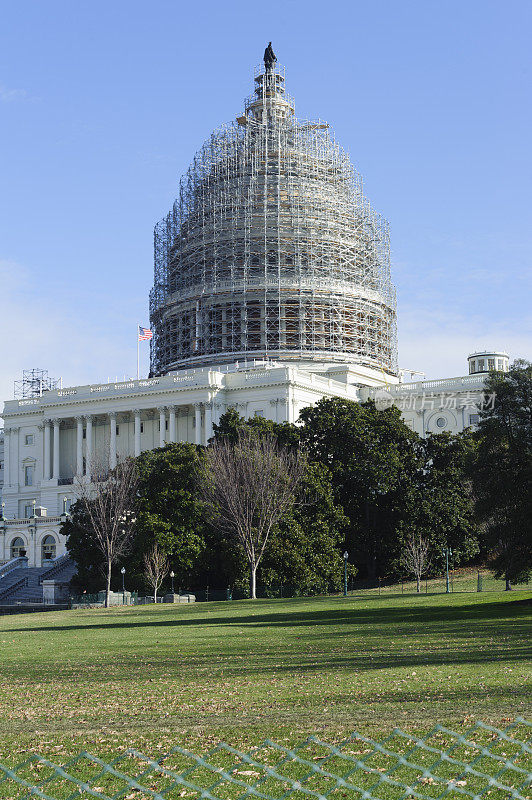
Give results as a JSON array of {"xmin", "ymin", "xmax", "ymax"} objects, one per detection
[{"xmin": 1, "ymin": 0, "xmax": 530, "ymax": 400}]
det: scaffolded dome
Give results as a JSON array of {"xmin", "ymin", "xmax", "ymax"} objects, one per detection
[{"xmin": 150, "ymin": 60, "xmax": 397, "ymax": 377}]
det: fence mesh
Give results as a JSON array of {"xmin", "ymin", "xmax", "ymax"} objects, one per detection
[{"xmin": 0, "ymin": 719, "xmax": 530, "ymax": 800}]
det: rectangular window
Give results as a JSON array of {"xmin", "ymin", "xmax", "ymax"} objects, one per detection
[
  {"xmin": 140, "ymin": 422, "xmax": 144, "ymax": 434},
  {"xmin": 0, "ymin": 461, "xmax": 3, "ymax": 471},
  {"xmin": 497, "ymin": 359, "xmax": 504, "ymax": 371},
  {"xmin": 469, "ymin": 361, "xmax": 475, "ymax": 374},
  {"xmin": 254, "ymin": 410, "xmax": 264, "ymax": 418},
  {"xmin": 116, "ymin": 425, "xmax": 120, "ymax": 436},
  {"xmin": 24, "ymin": 465, "xmax": 34, "ymax": 486},
  {"xmin": 24, "ymin": 434, "xmax": 34, "ymax": 446},
  {"xmin": 469, "ymin": 414, "xmax": 480, "ymax": 426},
  {"xmin": 24, "ymin": 502, "xmax": 34, "ymax": 518},
  {"xmin": 477, "ymin": 359, "xmax": 485, "ymax": 372},
  {"xmin": 83, "ymin": 429, "xmax": 86, "ymax": 439},
  {"xmin": 488, "ymin": 358, "xmax": 495, "ymax": 371}
]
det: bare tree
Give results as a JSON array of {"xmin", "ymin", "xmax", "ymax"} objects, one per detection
[
  {"xmin": 143, "ymin": 543, "xmax": 169, "ymax": 603},
  {"xmin": 75, "ymin": 458, "xmax": 138, "ymax": 607},
  {"xmin": 401, "ymin": 533, "xmax": 432, "ymax": 592},
  {"xmin": 200, "ymin": 429, "xmax": 306, "ymax": 599}
]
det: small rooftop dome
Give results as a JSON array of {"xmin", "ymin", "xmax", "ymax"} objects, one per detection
[{"xmin": 468, "ymin": 351, "xmax": 509, "ymax": 375}]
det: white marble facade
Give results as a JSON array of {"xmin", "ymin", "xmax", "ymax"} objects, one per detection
[
  {"xmin": 0, "ymin": 361, "xmax": 366, "ymax": 566},
  {"xmin": 0, "ymin": 354, "xmax": 497, "ymax": 567}
]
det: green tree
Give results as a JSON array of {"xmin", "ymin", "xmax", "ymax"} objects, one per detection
[
  {"xmin": 259, "ymin": 461, "xmax": 350, "ymax": 594},
  {"xmin": 133, "ymin": 442, "xmax": 206, "ymax": 588},
  {"xmin": 200, "ymin": 429, "xmax": 306, "ymax": 598},
  {"xmin": 299, "ymin": 397, "xmax": 421, "ymax": 579},
  {"xmin": 396, "ymin": 431, "xmax": 478, "ymax": 577},
  {"xmin": 472, "ymin": 360, "xmax": 532, "ymax": 588},
  {"xmin": 214, "ymin": 408, "xmax": 299, "ymax": 448},
  {"xmin": 299, "ymin": 397, "xmax": 478, "ymax": 580},
  {"xmin": 63, "ymin": 501, "xmax": 107, "ymax": 594},
  {"xmin": 214, "ymin": 409, "xmax": 349, "ymax": 594}
]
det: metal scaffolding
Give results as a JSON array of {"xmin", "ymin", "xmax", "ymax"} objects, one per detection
[
  {"xmin": 14, "ymin": 368, "xmax": 59, "ymax": 399},
  {"xmin": 150, "ymin": 61, "xmax": 397, "ymax": 377}
]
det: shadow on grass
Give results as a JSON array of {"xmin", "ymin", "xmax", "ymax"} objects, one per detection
[
  {"xmin": 6, "ymin": 597, "xmax": 531, "ymax": 637},
  {"xmin": 1, "ymin": 598, "xmax": 530, "ymax": 684}
]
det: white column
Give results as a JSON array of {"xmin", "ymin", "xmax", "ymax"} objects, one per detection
[
  {"xmin": 194, "ymin": 404, "xmax": 202, "ymax": 446},
  {"xmin": 109, "ymin": 412, "xmax": 117, "ymax": 470},
  {"xmin": 85, "ymin": 415, "xmax": 93, "ymax": 478},
  {"xmin": 76, "ymin": 417, "xmax": 84, "ymax": 478},
  {"xmin": 177, "ymin": 408, "xmax": 187, "ymax": 442},
  {"xmin": 169, "ymin": 407, "xmax": 176, "ymax": 443},
  {"xmin": 270, "ymin": 399, "xmax": 279, "ymax": 423},
  {"xmin": 43, "ymin": 420, "xmax": 51, "ymax": 481},
  {"xmin": 3, "ymin": 428, "xmax": 10, "ymax": 488},
  {"xmin": 52, "ymin": 420, "xmax": 60, "ymax": 481},
  {"xmin": 204, "ymin": 402, "xmax": 213, "ymax": 445},
  {"xmin": 134, "ymin": 410, "xmax": 141, "ymax": 457},
  {"xmin": 11, "ymin": 427, "xmax": 20, "ymax": 486},
  {"xmin": 158, "ymin": 407, "xmax": 166, "ymax": 447}
]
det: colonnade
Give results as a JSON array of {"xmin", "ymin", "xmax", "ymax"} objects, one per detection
[{"xmin": 38, "ymin": 403, "xmax": 216, "ymax": 483}]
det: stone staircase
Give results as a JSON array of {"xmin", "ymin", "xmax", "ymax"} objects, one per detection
[{"xmin": 0, "ymin": 556, "xmax": 77, "ymax": 605}]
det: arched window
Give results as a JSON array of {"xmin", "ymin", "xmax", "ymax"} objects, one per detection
[
  {"xmin": 41, "ymin": 535, "xmax": 56, "ymax": 561},
  {"xmin": 11, "ymin": 537, "xmax": 25, "ymax": 559}
]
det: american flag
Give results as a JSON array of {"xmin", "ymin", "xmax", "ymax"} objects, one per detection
[{"xmin": 138, "ymin": 326, "xmax": 153, "ymax": 341}]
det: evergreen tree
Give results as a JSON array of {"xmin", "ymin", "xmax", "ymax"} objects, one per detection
[
  {"xmin": 299, "ymin": 397, "xmax": 478, "ymax": 580},
  {"xmin": 472, "ymin": 360, "xmax": 532, "ymax": 588},
  {"xmin": 299, "ymin": 397, "xmax": 421, "ymax": 579},
  {"xmin": 133, "ymin": 443, "xmax": 206, "ymax": 589},
  {"xmin": 259, "ymin": 461, "xmax": 350, "ymax": 594},
  {"xmin": 396, "ymin": 431, "xmax": 478, "ymax": 576}
]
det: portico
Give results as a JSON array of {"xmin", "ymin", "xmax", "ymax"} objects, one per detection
[{"xmin": 1, "ymin": 360, "xmax": 365, "ymax": 565}]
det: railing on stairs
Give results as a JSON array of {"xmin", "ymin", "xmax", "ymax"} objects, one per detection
[
  {"xmin": 0, "ymin": 557, "xmax": 28, "ymax": 581},
  {"xmin": 39, "ymin": 554, "xmax": 73, "ymax": 584},
  {"xmin": 0, "ymin": 576, "xmax": 29, "ymax": 603}
]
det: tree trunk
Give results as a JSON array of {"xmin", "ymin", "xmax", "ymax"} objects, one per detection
[
  {"xmin": 106, "ymin": 559, "xmax": 112, "ymax": 608},
  {"xmin": 416, "ymin": 576, "xmax": 420, "ymax": 593},
  {"xmin": 251, "ymin": 564, "xmax": 257, "ymax": 600},
  {"xmin": 154, "ymin": 588, "xmax": 158, "ymax": 603},
  {"xmin": 505, "ymin": 573, "xmax": 512, "ymax": 591}
]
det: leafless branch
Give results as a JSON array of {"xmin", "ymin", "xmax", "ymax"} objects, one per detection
[
  {"xmin": 143, "ymin": 542, "xmax": 170, "ymax": 603},
  {"xmin": 75, "ymin": 456, "xmax": 138, "ymax": 607},
  {"xmin": 400, "ymin": 533, "xmax": 432, "ymax": 592},
  {"xmin": 200, "ymin": 429, "xmax": 306, "ymax": 598}
]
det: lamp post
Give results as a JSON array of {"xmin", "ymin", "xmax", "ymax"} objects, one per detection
[
  {"xmin": 443, "ymin": 547, "xmax": 452, "ymax": 593},
  {"xmin": 121, "ymin": 566, "xmax": 126, "ymax": 604},
  {"xmin": 343, "ymin": 551, "xmax": 349, "ymax": 597},
  {"xmin": 170, "ymin": 570, "xmax": 175, "ymax": 595}
]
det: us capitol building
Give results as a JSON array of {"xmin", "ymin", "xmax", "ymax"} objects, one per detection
[{"xmin": 0, "ymin": 51, "xmax": 509, "ymax": 570}]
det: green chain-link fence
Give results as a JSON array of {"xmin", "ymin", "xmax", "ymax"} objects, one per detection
[{"xmin": 0, "ymin": 719, "xmax": 530, "ymax": 800}]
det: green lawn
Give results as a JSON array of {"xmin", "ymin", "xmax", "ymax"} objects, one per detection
[{"xmin": 0, "ymin": 590, "xmax": 530, "ymax": 763}]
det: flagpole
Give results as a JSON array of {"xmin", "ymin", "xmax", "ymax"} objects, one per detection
[{"xmin": 137, "ymin": 325, "xmax": 140, "ymax": 380}]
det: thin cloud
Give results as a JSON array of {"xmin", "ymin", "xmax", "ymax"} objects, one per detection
[
  {"xmin": 0, "ymin": 83, "xmax": 29, "ymax": 102},
  {"xmin": 0, "ymin": 259, "xmax": 141, "ymax": 409},
  {"xmin": 398, "ymin": 304, "xmax": 531, "ymax": 379}
]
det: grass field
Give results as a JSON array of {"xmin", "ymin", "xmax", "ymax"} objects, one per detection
[{"xmin": 0, "ymin": 588, "xmax": 530, "ymax": 765}]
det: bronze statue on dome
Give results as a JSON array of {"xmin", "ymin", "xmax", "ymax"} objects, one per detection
[{"xmin": 264, "ymin": 42, "xmax": 276, "ymax": 71}]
